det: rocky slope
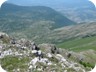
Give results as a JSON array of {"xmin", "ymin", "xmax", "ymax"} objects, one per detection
[
  {"xmin": 47, "ymin": 22, "xmax": 96, "ymax": 43},
  {"xmin": 0, "ymin": 32, "xmax": 95, "ymax": 72}
]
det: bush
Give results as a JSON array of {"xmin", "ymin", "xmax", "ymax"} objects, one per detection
[{"xmin": 79, "ymin": 61, "xmax": 94, "ymax": 68}]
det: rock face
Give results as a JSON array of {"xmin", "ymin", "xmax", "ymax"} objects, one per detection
[
  {"xmin": 0, "ymin": 32, "xmax": 94, "ymax": 72},
  {"xmin": 0, "ymin": 32, "xmax": 10, "ymax": 43}
]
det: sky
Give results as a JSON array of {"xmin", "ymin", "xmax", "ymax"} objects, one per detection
[
  {"xmin": 0, "ymin": 0, "xmax": 96, "ymax": 8},
  {"xmin": 5, "ymin": 0, "xmax": 96, "ymax": 6}
]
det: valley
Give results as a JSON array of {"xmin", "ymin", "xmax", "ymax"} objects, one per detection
[{"xmin": 0, "ymin": 1, "xmax": 96, "ymax": 72}]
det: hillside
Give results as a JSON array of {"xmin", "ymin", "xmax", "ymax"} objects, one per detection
[
  {"xmin": 0, "ymin": 32, "xmax": 95, "ymax": 72},
  {"xmin": 0, "ymin": 3, "xmax": 76, "ymax": 43},
  {"xmin": 1, "ymin": 3, "xmax": 96, "ymax": 44},
  {"xmin": 22, "ymin": 0, "xmax": 96, "ymax": 23},
  {"xmin": 54, "ymin": 0, "xmax": 96, "ymax": 23},
  {"xmin": 0, "ymin": 1, "xmax": 96, "ymax": 72},
  {"xmin": 57, "ymin": 36, "xmax": 96, "ymax": 52},
  {"xmin": 38, "ymin": 22, "xmax": 96, "ymax": 44},
  {"xmin": 0, "ymin": 2, "xmax": 96, "ymax": 49},
  {"xmin": 0, "ymin": 3, "xmax": 75, "ymax": 30}
]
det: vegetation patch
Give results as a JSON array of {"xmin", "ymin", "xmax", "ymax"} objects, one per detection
[
  {"xmin": 57, "ymin": 36, "xmax": 96, "ymax": 52},
  {"xmin": 79, "ymin": 61, "xmax": 94, "ymax": 68},
  {"xmin": 0, "ymin": 56, "xmax": 30, "ymax": 72}
]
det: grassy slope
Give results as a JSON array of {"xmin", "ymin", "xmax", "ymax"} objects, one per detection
[{"xmin": 57, "ymin": 36, "xmax": 96, "ymax": 52}]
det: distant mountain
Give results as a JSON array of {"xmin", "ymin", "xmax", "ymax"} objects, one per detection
[
  {"xmin": 0, "ymin": 3, "xmax": 76, "ymax": 43},
  {"xmin": 13, "ymin": 0, "xmax": 96, "ymax": 23},
  {"xmin": 1, "ymin": 3, "xmax": 96, "ymax": 44},
  {"xmin": 0, "ymin": 3, "xmax": 75, "ymax": 29},
  {"xmin": 7, "ymin": 0, "xmax": 95, "ymax": 8},
  {"xmin": 47, "ymin": 22, "xmax": 96, "ymax": 43}
]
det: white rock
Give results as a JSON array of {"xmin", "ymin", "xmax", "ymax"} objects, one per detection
[
  {"xmin": 69, "ymin": 63, "xmax": 74, "ymax": 68},
  {"xmin": 61, "ymin": 58, "xmax": 66, "ymax": 62},
  {"xmin": 15, "ymin": 44, "xmax": 21, "ymax": 48},
  {"xmin": 0, "ymin": 32, "xmax": 9, "ymax": 38},
  {"xmin": 32, "ymin": 45, "xmax": 36, "ymax": 50},
  {"xmin": 17, "ymin": 68, "xmax": 20, "ymax": 71},
  {"xmin": 56, "ymin": 54, "xmax": 63, "ymax": 58},
  {"xmin": 37, "ymin": 68, "xmax": 42, "ymax": 71},
  {"xmin": 29, "ymin": 65, "xmax": 33, "ymax": 69},
  {"xmin": 64, "ymin": 61, "xmax": 70, "ymax": 67},
  {"xmin": 31, "ymin": 50, "xmax": 37, "ymax": 54},
  {"xmin": 30, "ymin": 57, "xmax": 38, "ymax": 65},
  {"xmin": 22, "ymin": 46, "xmax": 27, "ymax": 49},
  {"xmin": 64, "ymin": 70, "xmax": 67, "ymax": 72},
  {"xmin": 38, "ymin": 50, "xmax": 42, "ymax": 55},
  {"xmin": 61, "ymin": 63, "xmax": 65, "ymax": 68},
  {"xmin": 0, "ymin": 49, "xmax": 13, "ymax": 58},
  {"xmin": 47, "ymin": 62, "xmax": 52, "ymax": 65},
  {"xmin": 56, "ymin": 54, "xmax": 66, "ymax": 62},
  {"xmin": 38, "ymin": 58, "xmax": 49, "ymax": 64},
  {"xmin": 0, "ymin": 45, "xmax": 3, "ymax": 49},
  {"xmin": 46, "ymin": 53, "xmax": 52, "ymax": 58}
]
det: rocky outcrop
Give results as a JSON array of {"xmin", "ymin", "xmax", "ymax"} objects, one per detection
[
  {"xmin": 0, "ymin": 32, "xmax": 10, "ymax": 43},
  {"xmin": 0, "ymin": 32, "xmax": 93, "ymax": 72}
]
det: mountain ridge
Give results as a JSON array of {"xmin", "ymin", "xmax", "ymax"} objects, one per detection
[
  {"xmin": 0, "ymin": 3, "xmax": 76, "ymax": 28},
  {"xmin": 0, "ymin": 3, "xmax": 76, "ymax": 43}
]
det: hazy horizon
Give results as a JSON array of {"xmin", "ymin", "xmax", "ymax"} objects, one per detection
[{"xmin": 7, "ymin": 0, "xmax": 94, "ymax": 6}]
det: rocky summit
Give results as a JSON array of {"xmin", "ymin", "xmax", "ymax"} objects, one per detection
[{"xmin": 0, "ymin": 32, "xmax": 94, "ymax": 72}]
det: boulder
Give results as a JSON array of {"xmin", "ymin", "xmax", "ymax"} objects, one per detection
[{"xmin": 0, "ymin": 32, "xmax": 10, "ymax": 43}]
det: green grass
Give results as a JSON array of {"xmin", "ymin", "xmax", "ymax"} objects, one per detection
[
  {"xmin": 57, "ymin": 36, "xmax": 96, "ymax": 52},
  {"xmin": 0, "ymin": 56, "xmax": 30, "ymax": 72},
  {"xmin": 79, "ymin": 61, "xmax": 94, "ymax": 68}
]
